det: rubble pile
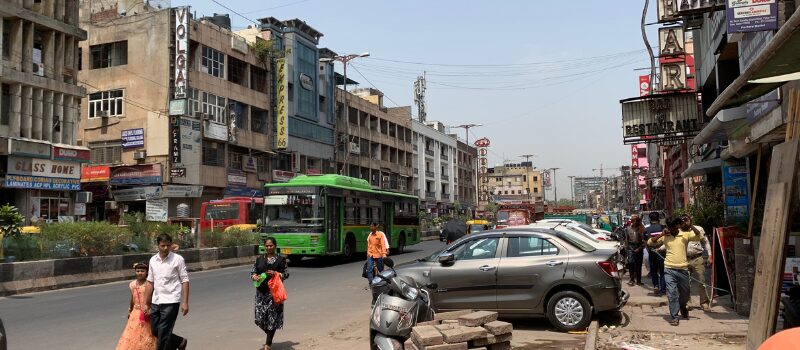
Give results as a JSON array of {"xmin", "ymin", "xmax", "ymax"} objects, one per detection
[{"xmin": 405, "ymin": 310, "xmax": 515, "ymax": 350}]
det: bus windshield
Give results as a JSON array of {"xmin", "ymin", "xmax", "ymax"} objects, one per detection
[
  {"xmin": 263, "ymin": 194, "xmax": 323, "ymax": 227},
  {"xmin": 205, "ymin": 203, "xmax": 240, "ymax": 220}
]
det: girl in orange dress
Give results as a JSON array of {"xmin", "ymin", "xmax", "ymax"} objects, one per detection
[{"xmin": 116, "ymin": 262, "xmax": 157, "ymax": 350}]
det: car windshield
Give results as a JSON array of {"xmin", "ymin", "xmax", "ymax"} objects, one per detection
[
  {"xmin": 205, "ymin": 203, "xmax": 240, "ymax": 220},
  {"xmin": 263, "ymin": 194, "xmax": 323, "ymax": 227},
  {"xmin": 470, "ymin": 224, "xmax": 488, "ymax": 234}
]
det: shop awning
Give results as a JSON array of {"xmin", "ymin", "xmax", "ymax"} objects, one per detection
[
  {"xmin": 706, "ymin": 9, "xmax": 800, "ymax": 117},
  {"xmin": 692, "ymin": 105, "xmax": 749, "ymax": 145},
  {"xmin": 681, "ymin": 158, "xmax": 723, "ymax": 178}
]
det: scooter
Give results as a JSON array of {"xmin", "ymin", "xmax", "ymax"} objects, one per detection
[{"xmin": 369, "ymin": 258, "xmax": 435, "ymax": 350}]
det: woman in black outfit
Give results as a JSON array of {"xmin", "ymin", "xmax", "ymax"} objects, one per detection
[{"xmin": 250, "ymin": 237, "xmax": 289, "ymax": 349}]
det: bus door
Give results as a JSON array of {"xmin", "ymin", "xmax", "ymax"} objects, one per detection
[
  {"xmin": 383, "ymin": 202, "xmax": 393, "ymax": 246},
  {"xmin": 326, "ymin": 195, "xmax": 342, "ymax": 253}
]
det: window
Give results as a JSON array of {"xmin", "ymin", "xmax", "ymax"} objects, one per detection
[
  {"xmin": 534, "ymin": 188, "xmax": 539, "ymax": 193},
  {"xmin": 295, "ymin": 42, "xmax": 316, "ymax": 118},
  {"xmin": 89, "ymin": 141, "xmax": 122, "ymax": 164},
  {"xmin": 202, "ymin": 92, "xmax": 226, "ymax": 124},
  {"xmin": 33, "ymin": 197, "xmax": 70, "ymax": 223},
  {"xmin": 202, "ymin": 140, "xmax": 225, "ymax": 166},
  {"xmin": 3, "ymin": 21, "xmax": 11, "ymax": 60},
  {"xmin": 1, "ymin": 84, "xmax": 9, "ymax": 125},
  {"xmin": 228, "ymin": 56, "xmax": 247, "ymax": 86},
  {"xmin": 201, "ymin": 45, "xmax": 225, "ymax": 78},
  {"xmin": 88, "ymin": 90, "xmax": 124, "ymax": 118},
  {"xmin": 229, "ymin": 151, "xmax": 243, "ymax": 170},
  {"xmin": 90, "ymin": 41, "xmax": 127, "ymax": 69},
  {"xmin": 534, "ymin": 176, "xmax": 538, "ymax": 182},
  {"xmin": 228, "ymin": 100, "xmax": 248, "ymax": 129},
  {"xmin": 251, "ymin": 107, "xmax": 268, "ymax": 134},
  {"xmin": 507, "ymin": 237, "xmax": 559, "ymax": 257},
  {"xmin": 288, "ymin": 117, "xmax": 334, "ymax": 145},
  {"xmin": 451, "ymin": 237, "xmax": 499, "ymax": 261},
  {"xmin": 250, "ymin": 65, "xmax": 267, "ymax": 92},
  {"xmin": 187, "ymin": 88, "xmax": 200, "ymax": 116}
]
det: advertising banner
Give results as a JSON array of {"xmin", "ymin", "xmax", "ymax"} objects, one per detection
[
  {"xmin": 621, "ymin": 93, "xmax": 702, "ymax": 144},
  {"xmin": 170, "ymin": 116, "xmax": 181, "ymax": 164},
  {"xmin": 111, "ymin": 186, "xmax": 163, "ymax": 201},
  {"xmin": 726, "ymin": 0, "xmax": 778, "ymax": 33},
  {"xmin": 110, "ymin": 164, "xmax": 162, "ymax": 185},
  {"xmin": 722, "ymin": 160, "xmax": 749, "ymax": 223},
  {"xmin": 121, "ymin": 128, "xmax": 145, "ymax": 149},
  {"xmin": 81, "ymin": 165, "xmax": 110, "ymax": 182},
  {"xmin": 542, "ymin": 170, "xmax": 552, "ymax": 189},
  {"xmin": 5, "ymin": 175, "xmax": 80, "ymax": 190},
  {"xmin": 146, "ymin": 198, "xmax": 169, "ymax": 222},
  {"xmin": 204, "ymin": 121, "xmax": 227, "ymax": 141},
  {"xmin": 171, "ymin": 118, "xmax": 201, "ymax": 184},
  {"xmin": 639, "ymin": 75, "xmax": 651, "ymax": 97},
  {"xmin": 276, "ymin": 58, "xmax": 288, "ymax": 149},
  {"xmin": 474, "ymin": 138, "xmax": 490, "ymax": 203}
]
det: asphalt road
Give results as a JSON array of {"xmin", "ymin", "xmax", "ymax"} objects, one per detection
[{"xmin": 0, "ymin": 240, "xmax": 443, "ymax": 350}]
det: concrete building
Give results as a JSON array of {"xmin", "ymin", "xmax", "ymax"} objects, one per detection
[
  {"xmin": 77, "ymin": 6, "xmax": 272, "ymax": 220},
  {"xmin": 334, "ymin": 87, "xmax": 414, "ymax": 193},
  {"xmin": 573, "ymin": 176, "xmax": 605, "ymax": 208},
  {"xmin": 455, "ymin": 139, "xmax": 477, "ymax": 210},
  {"xmin": 0, "ymin": 0, "xmax": 87, "ymax": 223},
  {"xmin": 412, "ymin": 120, "xmax": 456, "ymax": 214},
  {"xmin": 486, "ymin": 162, "xmax": 542, "ymax": 203}
]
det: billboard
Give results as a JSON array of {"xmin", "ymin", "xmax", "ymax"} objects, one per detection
[
  {"xmin": 621, "ymin": 93, "xmax": 702, "ymax": 144},
  {"xmin": 276, "ymin": 58, "xmax": 288, "ymax": 149},
  {"xmin": 474, "ymin": 138, "xmax": 490, "ymax": 203},
  {"xmin": 727, "ymin": 0, "xmax": 778, "ymax": 33},
  {"xmin": 722, "ymin": 160, "xmax": 749, "ymax": 223}
]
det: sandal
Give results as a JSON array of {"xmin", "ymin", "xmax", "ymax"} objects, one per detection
[{"xmin": 669, "ymin": 318, "xmax": 680, "ymax": 326}]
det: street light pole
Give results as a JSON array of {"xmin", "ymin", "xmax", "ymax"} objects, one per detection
[
  {"xmin": 323, "ymin": 52, "xmax": 370, "ymax": 176},
  {"xmin": 551, "ymin": 167, "xmax": 560, "ymax": 205},
  {"xmin": 451, "ymin": 123, "xmax": 482, "ymax": 145},
  {"xmin": 568, "ymin": 175, "xmax": 576, "ymax": 206}
]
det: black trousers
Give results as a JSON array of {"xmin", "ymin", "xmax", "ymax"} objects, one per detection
[
  {"xmin": 151, "ymin": 303, "xmax": 184, "ymax": 350},
  {"xmin": 628, "ymin": 246, "xmax": 644, "ymax": 284}
]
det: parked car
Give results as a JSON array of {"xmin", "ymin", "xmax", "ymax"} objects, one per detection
[
  {"xmin": 533, "ymin": 220, "xmax": 615, "ymax": 244},
  {"xmin": 394, "ymin": 228, "xmax": 628, "ymax": 331},
  {"xmin": 466, "ymin": 220, "xmax": 492, "ymax": 234}
]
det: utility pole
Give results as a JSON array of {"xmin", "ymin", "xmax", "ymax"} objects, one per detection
[
  {"xmin": 452, "ymin": 123, "xmax": 482, "ymax": 145},
  {"xmin": 551, "ymin": 168, "xmax": 560, "ymax": 205},
  {"xmin": 568, "ymin": 175, "xmax": 576, "ymax": 205}
]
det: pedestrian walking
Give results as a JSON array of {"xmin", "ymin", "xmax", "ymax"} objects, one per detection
[
  {"xmin": 626, "ymin": 215, "xmax": 646, "ymax": 286},
  {"xmin": 647, "ymin": 216, "xmax": 704, "ymax": 326},
  {"xmin": 683, "ymin": 221, "xmax": 713, "ymax": 310},
  {"xmin": 643, "ymin": 212, "xmax": 666, "ymax": 295},
  {"xmin": 250, "ymin": 237, "xmax": 289, "ymax": 350},
  {"xmin": 365, "ymin": 222, "xmax": 388, "ymax": 282},
  {"xmin": 115, "ymin": 262, "xmax": 157, "ymax": 350},
  {"xmin": 148, "ymin": 234, "xmax": 189, "ymax": 350}
]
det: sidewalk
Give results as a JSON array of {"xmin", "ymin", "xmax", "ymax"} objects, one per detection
[{"xmin": 596, "ymin": 283, "xmax": 749, "ymax": 349}]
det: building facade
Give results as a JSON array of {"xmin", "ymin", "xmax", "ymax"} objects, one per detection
[
  {"xmin": 455, "ymin": 139, "xmax": 477, "ymax": 210},
  {"xmin": 334, "ymin": 87, "xmax": 414, "ymax": 193},
  {"xmin": 0, "ymin": 0, "xmax": 87, "ymax": 223},
  {"xmin": 77, "ymin": 6, "xmax": 272, "ymax": 220},
  {"xmin": 486, "ymin": 162, "xmax": 542, "ymax": 203},
  {"xmin": 573, "ymin": 176, "xmax": 604, "ymax": 208},
  {"xmin": 412, "ymin": 120, "xmax": 456, "ymax": 214}
]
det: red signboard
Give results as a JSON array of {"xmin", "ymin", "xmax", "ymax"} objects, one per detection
[
  {"xmin": 639, "ymin": 75, "xmax": 651, "ymax": 96},
  {"xmin": 54, "ymin": 146, "xmax": 90, "ymax": 162},
  {"xmin": 81, "ymin": 166, "xmax": 110, "ymax": 182}
]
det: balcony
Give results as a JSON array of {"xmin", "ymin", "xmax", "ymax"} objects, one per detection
[
  {"xmin": 425, "ymin": 191, "xmax": 436, "ymax": 199},
  {"xmin": 441, "ymin": 174, "xmax": 449, "ymax": 181},
  {"xmin": 425, "ymin": 171, "xmax": 435, "ymax": 178},
  {"xmin": 425, "ymin": 149, "xmax": 434, "ymax": 157},
  {"xmin": 413, "ymin": 144, "xmax": 418, "ymax": 151},
  {"xmin": 441, "ymin": 193, "xmax": 450, "ymax": 200},
  {"xmin": 441, "ymin": 153, "xmax": 449, "ymax": 161}
]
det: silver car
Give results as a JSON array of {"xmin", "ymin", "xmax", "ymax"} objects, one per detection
[{"xmin": 395, "ymin": 227, "xmax": 628, "ymax": 332}]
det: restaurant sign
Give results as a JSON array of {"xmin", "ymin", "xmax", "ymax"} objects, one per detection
[{"xmin": 621, "ymin": 92, "xmax": 702, "ymax": 144}]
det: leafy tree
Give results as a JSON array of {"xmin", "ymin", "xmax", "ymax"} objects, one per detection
[
  {"xmin": 0, "ymin": 204, "xmax": 25, "ymax": 260},
  {"xmin": 677, "ymin": 186, "xmax": 725, "ymax": 232}
]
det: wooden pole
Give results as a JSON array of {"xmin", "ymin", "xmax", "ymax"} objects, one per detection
[{"xmin": 747, "ymin": 144, "xmax": 762, "ymax": 238}]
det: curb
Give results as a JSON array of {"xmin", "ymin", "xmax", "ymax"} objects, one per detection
[{"xmin": 584, "ymin": 320, "xmax": 599, "ymax": 350}]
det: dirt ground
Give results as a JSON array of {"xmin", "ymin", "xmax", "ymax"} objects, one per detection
[{"xmin": 596, "ymin": 329, "xmax": 746, "ymax": 350}]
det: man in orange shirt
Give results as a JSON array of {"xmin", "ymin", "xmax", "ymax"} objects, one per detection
[{"xmin": 365, "ymin": 222, "xmax": 388, "ymax": 282}]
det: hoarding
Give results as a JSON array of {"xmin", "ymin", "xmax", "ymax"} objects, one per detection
[
  {"xmin": 276, "ymin": 58, "xmax": 288, "ymax": 149},
  {"xmin": 81, "ymin": 166, "xmax": 110, "ymax": 182},
  {"xmin": 110, "ymin": 164, "xmax": 163, "ymax": 185},
  {"xmin": 621, "ymin": 93, "xmax": 702, "ymax": 144},
  {"xmin": 726, "ymin": 0, "xmax": 778, "ymax": 33},
  {"xmin": 722, "ymin": 160, "xmax": 749, "ymax": 223}
]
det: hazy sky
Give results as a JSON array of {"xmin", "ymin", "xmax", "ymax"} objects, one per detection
[{"xmin": 177, "ymin": 0, "xmax": 658, "ymax": 201}]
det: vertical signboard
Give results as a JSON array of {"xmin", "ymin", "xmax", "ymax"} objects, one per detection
[
  {"xmin": 174, "ymin": 7, "xmax": 189, "ymax": 99},
  {"xmin": 276, "ymin": 58, "xmax": 288, "ymax": 150},
  {"xmin": 170, "ymin": 116, "xmax": 181, "ymax": 164},
  {"xmin": 639, "ymin": 75, "xmax": 651, "ymax": 97},
  {"xmin": 171, "ymin": 118, "xmax": 202, "ymax": 185},
  {"xmin": 726, "ymin": 0, "xmax": 778, "ymax": 33},
  {"xmin": 722, "ymin": 160, "xmax": 749, "ymax": 223},
  {"xmin": 474, "ymin": 138, "xmax": 490, "ymax": 204},
  {"xmin": 657, "ymin": 0, "xmax": 681, "ymax": 22}
]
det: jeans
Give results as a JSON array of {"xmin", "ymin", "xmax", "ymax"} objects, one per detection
[
  {"xmin": 664, "ymin": 268, "xmax": 690, "ymax": 320},
  {"xmin": 150, "ymin": 303, "xmax": 184, "ymax": 350},
  {"xmin": 628, "ymin": 245, "xmax": 644, "ymax": 284},
  {"xmin": 366, "ymin": 256, "xmax": 384, "ymax": 282},
  {"xmin": 648, "ymin": 249, "xmax": 666, "ymax": 293},
  {"xmin": 687, "ymin": 256, "xmax": 710, "ymax": 305}
]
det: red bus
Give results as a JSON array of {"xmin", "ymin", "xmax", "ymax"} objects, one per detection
[{"xmin": 200, "ymin": 197, "xmax": 263, "ymax": 231}]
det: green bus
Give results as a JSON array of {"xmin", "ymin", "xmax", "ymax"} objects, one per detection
[{"xmin": 261, "ymin": 174, "xmax": 421, "ymax": 261}]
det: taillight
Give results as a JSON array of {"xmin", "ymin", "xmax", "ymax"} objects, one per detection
[
  {"xmin": 597, "ymin": 237, "xmax": 606, "ymax": 241},
  {"xmin": 597, "ymin": 261, "xmax": 618, "ymax": 278},
  {"xmin": 495, "ymin": 225, "xmax": 507, "ymax": 229}
]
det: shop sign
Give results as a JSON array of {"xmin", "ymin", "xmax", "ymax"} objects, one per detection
[
  {"xmin": 726, "ymin": 0, "xmax": 777, "ymax": 33},
  {"xmin": 227, "ymin": 169, "xmax": 247, "ymax": 186},
  {"xmin": 272, "ymin": 170, "xmax": 296, "ymax": 183},
  {"xmin": 676, "ymin": 0, "xmax": 724, "ymax": 15},
  {"xmin": 163, "ymin": 185, "xmax": 203, "ymax": 198},
  {"xmin": 81, "ymin": 165, "xmax": 111, "ymax": 182},
  {"xmin": 657, "ymin": 0, "xmax": 681, "ymax": 22},
  {"xmin": 639, "ymin": 75, "xmax": 651, "ymax": 96},
  {"xmin": 7, "ymin": 156, "xmax": 81, "ymax": 179},
  {"xmin": 224, "ymin": 186, "xmax": 264, "ymax": 197},
  {"xmin": 276, "ymin": 58, "xmax": 288, "ymax": 149},
  {"xmin": 473, "ymin": 137, "xmax": 490, "ymax": 203},
  {"xmin": 111, "ymin": 186, "xmax": 163, "ymax": 201},
  {"xmin": 307, "ymin": 168, "xmax": 321, "ymax": 175},
  {"xmin": 660, "ymin": 61, "xmax": 688, "ymax": 91},
  {"xmin": 722, "ymin": 160, "xmax": 749, "ymax": 223},
  {"xmin": 299, "ymin": 73, "xmax": 313, "ymax": 91},
  {"xmin": 243, "ymin": 155, "xmax": 258, "ymax": 173},
  {"xmin": 173, "ymin": 7, "xmax": 189, "ymax": 99},
  {"xmin": 172, "ymin": 118, "xmax": 202, "ymax": 185},
  {"xmin": 169, "ymin": 99, "xmax": 187, "ymax": 116},
  {"xmin": 620, "ymin": 93, "xmax": 702, "ymax": 144},
  {"xmin": 8, "ymin": 139, "xmax": 51, "ymax": 158},
  {"xmin": 170, "ymin": 168, "xmax": 186, "ymax": 178},
  {"xmin": 121, "ymin": 128, "xmax": 145, "ymax": 149},
  {"xmin": 204, "ymin": 121, "xmax": 227, "ymax": 141},
  {"xmin": 110, "ymin": 164, "xmax": 163, "ymax": 185},
  {"xmin": 53, "ymin": 146, "xmax": 90, "ymax": 162},
  {"xmin": 170, "ymin": 117, "xmax": 181, "ymax": 164},
  {"xmin": 146, "ymin": 198, "xmax": 169, "ymax": 222},
  {"xmin": 74, "ymin": 203, "xmax": 86, "ymax": 216},
  {"xmin": 658, "ymin": 26, "xmax": 685, "ymax": 57},
  {"xmin": 5, "ymin": 175, "xmax": 80, "ymax": 190}
]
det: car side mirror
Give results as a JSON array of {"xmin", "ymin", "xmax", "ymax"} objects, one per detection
[{"xmin": 437, "ymin": 252, "xmax": 455, "ymax": 264}]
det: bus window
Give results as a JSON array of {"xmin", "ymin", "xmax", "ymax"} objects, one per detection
[
  {"xmin": 263, "ymin": 194, "xmax": 323, "ymax": 227},
  {"xmin": 205, "ymin": 203, "xmax": 240, "ymax": 220}
]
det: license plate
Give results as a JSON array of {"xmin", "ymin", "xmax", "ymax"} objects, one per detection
[{"xmin": 281, "ymin": 248, "xmax": 292, "ymax": 254}]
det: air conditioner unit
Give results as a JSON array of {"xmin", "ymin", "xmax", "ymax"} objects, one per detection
[
  {"xmin": 194, "ymin": 111, "xmax": 203, "ymax": 119},
  {"xmin": 32, "ymin": 62, "xmax": 45, "ymax": 76},
  {"xmin": 133, "ymin": 150, "xmax": 146, "ymax": 160},
  {"xmin": 75, "ymin": 191, "xmax": 93, "ymax": 203},
  {"xmin": 104, "ymin": 201, "xmax": 118, "ymax": 210},
  {"xmin": 349, "ymin": 142, "xmax": 360, "ymax": 155}
]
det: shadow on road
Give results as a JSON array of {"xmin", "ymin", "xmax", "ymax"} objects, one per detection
[{"xmin": 269, "ymin": 340, "xmax": 300, "ymax": 349}]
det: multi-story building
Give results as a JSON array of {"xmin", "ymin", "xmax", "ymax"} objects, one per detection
[
  {"xmin": 77, "ymin": 5, "xmax": 272, "ymax": 220},
  {"xmin": 486, "ymin": 162, "xmax": 542, "ymax": 203},
  {"xmin": 455, "ymin": 139, "xmax": 477, "ymax": 210},
  {"xmin": 574, "ymin": 176, "xmax": 605, "ymax": 208},
  {"xmin": 0, "ymin": 0, "xmax": 87, "ymax": 224},
  {"xmin": 412, "ymin": 120, "xmax": 456, "ymax": 214},
  {"xmin": 334, "ymin": 87, "xmax": 414, "ymax": 193}
]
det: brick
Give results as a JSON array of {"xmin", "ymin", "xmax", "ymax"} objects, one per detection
[
  {"xmin": 482, "ymin": 320, "xmax": 513, "ymax": 335},
  {"xmin": 435, "ymin": 323, "xmax": 458, "ymax": 332},
  {"xmin": 458, "ymin": 311, "xmax": 499, "ymax": 327},
  {"xmin": 424, "ymin": 342, "xmax": 468, "ymax": 350},
  {"xmin": 404, "ymin": 339, "xmax": 419, "ymax": 350},
  {"xmin": 417, "ymin": 319, "xmax": 443, "ymax": 326},
  {"xmin": 442, "ymin": 319, "xmax": 460, "ymax": 324},
  {"xmin": 434, "ymin": 309, "xmax": 474, "ymax": 320},
  {"xmin": 440, "ymin": 326, "xmax": 488, "ymax": 343},
  {"xmin": 411, "ymin": 325, "xmax": 444, "ymax": 346},
  {"xmin": 469, "ymin": 333, "xmax": 512, "ymax": 347},
  {"xmin": 487, "ymin": 341, "xmax": 511, "ymax": 350}
]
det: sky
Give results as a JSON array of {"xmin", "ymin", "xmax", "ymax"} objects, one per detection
[{"xmin": 176, "ymin": 0, "xmax": 659, "ymax": 201}]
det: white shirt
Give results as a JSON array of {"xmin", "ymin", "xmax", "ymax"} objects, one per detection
[{"xmin": 147, "ymin": 252, "xmax": 189, "ymax": 304}]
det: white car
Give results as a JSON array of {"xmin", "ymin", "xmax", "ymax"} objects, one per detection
[
  {"xmin": 536, "ymin": 219, "xmax": 613, "ymax": 241},
  {"xmin": 528, "ymin": 222, "xmax": 619, "ymax": 250}
]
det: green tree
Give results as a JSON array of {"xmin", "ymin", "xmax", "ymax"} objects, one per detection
[
  {"xmin": 0, "ymin": 204, "xmax": 26, "ymax": 261},
  {"xmin": 678, "ymin": 186, "xmax": 725, "ymax": 232}
]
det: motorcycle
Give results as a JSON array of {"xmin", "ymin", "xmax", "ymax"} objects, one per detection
[{"xmin": 369, "ymin": 258, "xmax": 435, "ymax": 350}]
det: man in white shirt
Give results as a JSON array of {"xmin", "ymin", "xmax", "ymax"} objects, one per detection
[{"xmin": 148, "ymin": 233, "xmax": 190, "ymax": 350}]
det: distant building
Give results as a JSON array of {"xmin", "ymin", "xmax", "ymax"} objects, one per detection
[
  {"xmin": 574, "ymin": 177, "xmax": 605, "ymax": 208},
  {"xmin": 487, "ymin": 162, "xmax": 542, "ymax": 203},
  {"xmin": 455, "ymin": 139, "xmax": 477, "ymax": 211},
  {"xmin": 412, "ymin": 121, "xmax": 456, "ymax": 214}
]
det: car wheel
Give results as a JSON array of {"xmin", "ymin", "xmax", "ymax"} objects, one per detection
[{"xmin": 546, "ymin": 290, "xmax": 592, "ymax": 332}]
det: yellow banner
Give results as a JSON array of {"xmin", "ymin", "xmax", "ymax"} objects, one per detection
[{"xmin": 276, "ymin": 58, "xmax": 288, "ymax": 149}]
